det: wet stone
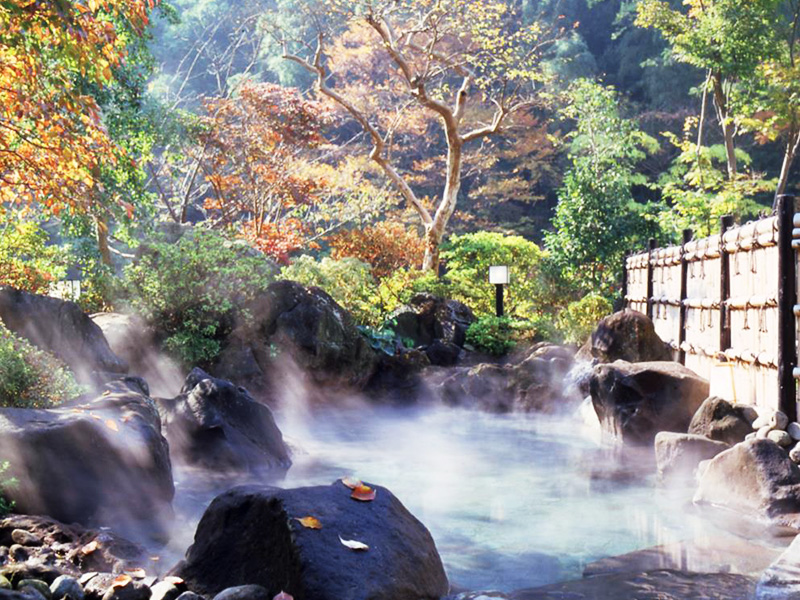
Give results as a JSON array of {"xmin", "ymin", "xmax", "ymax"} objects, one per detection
[
  {"xmin": 175, "ymin": 592, "xmax": 203, "ymax": 600},
  {"xmin": 50, "ymin": 576, "xmax": 84, "ymax": 600},
  {"xmin": 149, "ymin": 583, "xmax": 179, "ymax": 600},
  {"xmin": 8, "ymin": 547, "xmax": 27, "ymax": 563},
  {"xmin": 18, "ymin": 580, "xmax": 51, "ymax": 600},
  {"xmin": 83, "ymin": 575, "xmax": 118, "ymax": 600},
  {"xmin": 101, "ymin": 582, "xmax": 150, "ymax": 600},
  {"xmin": 0, "ymin": 579, "xmax": 9, "ymax": 591},
  {"xmin": 9, "ymin": 534, "xmax": 40, "ymax": 549},
  {"xmin": 211, "ymin": 586, "xmax": 269, "ymax": 600}
]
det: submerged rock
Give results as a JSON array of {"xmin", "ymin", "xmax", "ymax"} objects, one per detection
[
  {"xmin": 156, "ymin": 369, "xmax": 290, "ymax": 474},
  {"xmin": 695, "ymin": 439, "xmax": 800, "ymax": 531},
  {"xmin": 688, "ymin": 396, "xmax": 756, "ymax": 445},
  {"xmin": 0, "ymin": 379, "xmax": 174, "ymax": 542},
  {"xmin": 590, "ymin": 360, "xmax": 709, "ymax": 445},
  {"xmin": 0, "ymin": 288, "xmax": 127, "ymax": 384},
  {"xmin": 577, "ymin": 309, "xmax": 672, "ymax": 365},
  {"xmin": 173, "ymin": 482, "xmax": 448, "ymax": 600},
  {"xmin": 757, "ymin": 533, "xmax": 800, "ymax": 599},
  {"xmin": 654, "ymin": 432, "xmax": 729, "ymax": 483}
]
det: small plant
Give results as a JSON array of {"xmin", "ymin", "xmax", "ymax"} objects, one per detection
[
  {"xmin": 0, "ymin": 324, "xmax": 82, "ymax": 408},
  {"xmin": 122, "ymin": 228, "xmax": 278, "ymax": 366},
  {"xmin": 466, "ymin": 316, "xmax": 516, "ymax": 356},
  {"xmin": 557, "ymin": 293, "xmax": 613, "ymax": 345},
  {"xmin": 0, "ymin": 461, "xmax": 16, "ymax": 516}
]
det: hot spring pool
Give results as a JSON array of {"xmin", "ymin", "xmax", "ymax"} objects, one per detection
[{"xmin": 269, "ymin": 405, "xmax": 722, "ymax": 592}]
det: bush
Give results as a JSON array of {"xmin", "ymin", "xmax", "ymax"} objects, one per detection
[
  {"xmin": 0, "ymin": 324, "xmax": 82, "ymax": 408},
  {"xmin": 329, "ymin": 222, "xmax": 426, "ymax": 278},
  {"xmin": 0, "ymin": 217, "xmax": 67, "ymax": 295},
  {"xmin": 121, "ymin": 228, "xmax": 277, "ymax": 366},
  {"xmin": 557, "ymin": 293, "xmax": 613, "ymax": 345},
  {"xmin": 433, "ymin": 232, "xmax": 546, "ymax": 318},
  {"xmin": 466, "ymin": 316, "xmax": 516, "ymax": 356}
]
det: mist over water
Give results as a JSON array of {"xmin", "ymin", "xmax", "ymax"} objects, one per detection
[{"xmin": 166, "ymin": 399, "xmax": 745, "ymax": 593}]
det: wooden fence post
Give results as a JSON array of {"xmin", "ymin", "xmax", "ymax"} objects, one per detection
[
  {"xmin": 719, "ymin": 215, "xmax": 734, "ymax": 357},
  {"xmin": 778, "ymin": 195, "xmax": 797, "ymax": 422},
  {"xmin": 646, "ymin": 238, "xmax": 656, "ymax": 320},
  {"xmin": 679, "ymin": 228, "xmax": 692, "ymax": 365}
]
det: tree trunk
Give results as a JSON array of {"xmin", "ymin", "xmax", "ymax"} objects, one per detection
[
  {"xmin": 712, "ymin": 75, "xmax": 737, "ymax": 179},
  {"xmin": 95, "ymin": 214, "xmax": 113, "ymax": 268},
  {"xmin": 775, "ymin": 128, "xmax": 800, "ymax": 208},
  {"xmin": 422, "ymin": 224, "xmax": 442, "ymax": 272}
]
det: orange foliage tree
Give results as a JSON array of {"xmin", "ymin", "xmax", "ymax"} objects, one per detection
[
  {"xmin": 0, "ymin": 0, "xmax": 155, "ymax": 214},
  {"xmin": 201, "ymin": 82, "xmax": 330, "ymax": 263},
  {"xmin": 329, "ymin": 221, "xmax": 425, "ymax": 278}
]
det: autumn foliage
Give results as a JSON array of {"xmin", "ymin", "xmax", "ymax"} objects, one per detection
[
  {"xmin": 0, "ymin": 0, "xmax": 155, "ymax": 213},
  {"xmin": 329, "ymin": 222, "xmax": 425, "ymax": 278},
  {"xmin": 201, "ymin": 82, "xmax": 329, "ymax": 263}
]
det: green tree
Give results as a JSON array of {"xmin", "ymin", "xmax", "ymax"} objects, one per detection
[{"xmin": 545, "ymin": 79, "xmax": 661, "ymax": 296}]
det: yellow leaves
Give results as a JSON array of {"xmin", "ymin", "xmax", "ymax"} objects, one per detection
[
  {"xmin": 294, "ymin": 516, "xmax": 322, "ymax": 529},
  {"xmin": 350, "ymin": 485, "xmax": 377, "ymax": 502},
  {"xmin": 111, "ymin": 575, "xmax": 132, "ymax": 589}
]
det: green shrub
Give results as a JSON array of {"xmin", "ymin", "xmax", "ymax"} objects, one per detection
[
  {"xmin": 121, "ymin": 228, "xmax": 277, "ymax": 366},
  {"xmin": 466, "ymin": 316, "xmax": 516, "ymax": 356},
  {"xmin": 0, "ymin": 217, "xmax": 67, "ymax": 295},
  {"xmin": 280, "ymin": 255, "xmax": 385, "ymax": 326},
  {"xmin": 420, "ymin": 232, "xmax": 546, "ymax": 318},
  {"xmin": 0, "ymin": 461, "xmax": 16, "ymax": 516},
  {"xmin": 557, "ymin": 292, "xmax": 613, "ymax": 345},
  {"xmin": 0, "ymin": 324, "xmax": 82, "ymax": 408}
]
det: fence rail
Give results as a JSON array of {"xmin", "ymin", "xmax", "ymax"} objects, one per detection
[{"xmin": 622, "ymin": 195, "xmax": 798, "ymax": 418}]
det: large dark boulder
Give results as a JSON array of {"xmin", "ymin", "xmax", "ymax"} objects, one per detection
[
  {"xmin": 577, "ymin": 309, "xmax": 672, "ymax": 365},
  {"xmin": 366, "ymin": 349, "xmax": 431, "ymax": 405},
  {"xmin": 590, "ymin": 361, "xmax": 710, "ymax": 445},
  {"xmin": 173, "ymin": 483, "xmax": 449, "ymax": 600},
  {"xmin": 654, "ymin": 432, "xmax": 729, "ymax": 483},
  {"xmin": 0, "ymin": 288, "xmax": 127, "ymax": 383},
  {"xmin": 389, "ymin": 293, "xmax": 475, "ymax": 348},
  {"xmin": 688, "ymin": 396, "xmax": 756, "ymax": 446},
  {"xmin": 156, "ymin": 369, "xmax": 290, "ymax": 473},
  {"xmin": 435, "ymin": 346, "xmax": 578, "ymax": 414},
  {"xmin": 694, "ymin": 438, "xmax": 800, "ymax": 531},
  {"xmin": 0, "ymin": 379, "xmax": 174, "ymax": 542},
  {"xmin": 215, "ymin": 281, "xmax": 378, "ymax": 391}
]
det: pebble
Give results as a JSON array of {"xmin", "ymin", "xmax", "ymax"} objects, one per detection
[
  {"xmin": 19, "ymin": 580, "xmax": 52, "ymax": 600},
  {"xmin": 175, "ymin": 592, "xmax": 204, "ymax": 600},
  {"xmin": 745, "ymin": 432, "xmax": 758, "ymax": 441},
  {"xmin": 212, "ymin": 586, "xmax": 270, "ymax": 600},
  {"xmin": 771, "ymin": 411, "xmax": 789, "ymax": 431},
  {"xmin": 790, "ymin": 443, "xmax": 800, "ymax": 464},
  {"xmin": 9, "ymin": 545, "xmax": 28, "ymax": 563},
  {"xmin": 768, "ymin": 429, "xmax": 793, "ymax": 448},
  {"xmin": 20, "ymin": 588, "xmax": 48, "ymax": 600},
  {"xmin": 78, "ymin": 574, "xmax": 98, "ymax": 588},
  {"xmin": 753, "ymin": 416, "xmax": 770, "ymax": 430},
  {"xmin": 757, "ymin": 426, "xmax": 772, "ymax": 439},
  {"xmin": 50, "ymin": 576, "xmax": 84, "ymax": 600},
  {"xmin": 101, "ymin": 581, "xmax": 151, "ymax": 600},
  {"xmin": 0, "ymin": 576, "xmax": 10, "ymax": 590},
  {"xmin": 789, "ymin": 422, "xmax": 800, "ymax": 441},
  {"xmin": 149, "ymin": 582, "xmax": 182, "ymax": 600},
  {"xmin": 11, "ymin": 532, "xmax": 42, "ymax": 548}
]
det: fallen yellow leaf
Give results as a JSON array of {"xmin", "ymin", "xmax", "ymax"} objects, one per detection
[
  {"xmin": 111, "ymin": 575, "xmax": 132, "ymax": 589},
  {"xmin": 339, "ymin": 535, "xmax": 369, "ymax": 551},
  {"xmin": 351, "ymin": 484, "xmax": 376, "ymax": 502},
  {"xmin": 294, "ymin": 516, "xmax": 322, "ymax": 530}
]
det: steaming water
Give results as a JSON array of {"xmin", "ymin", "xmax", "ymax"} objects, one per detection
[{"xmin": 273, "ymin": 406, "xmax": 722, "ymax": 592}]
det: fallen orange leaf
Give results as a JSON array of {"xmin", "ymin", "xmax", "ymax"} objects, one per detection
[
  {"xmin": 111, "ymin": 575, "xmax": 132, "ymax": 589},
  {"xmin": 105, "ymin": 419, "xmax": 119, "ymax": 432},
  {"xmin": 273, "ymin": 593, "xmax": 293, "ymax": 600},
  {"xmin": 295, "ymin": 516, "xmax": 322, "ymax": 529},
  {"xmin": 338, "ymin": 535, "xmax": 369, "ymax": 551},
  {"xmin": 341, "ymin": 476, "xmax": 362, "ymax": 490},
  {"xmin": 351, "ymin": 484, "xmax": 376, "ymax": 502}
]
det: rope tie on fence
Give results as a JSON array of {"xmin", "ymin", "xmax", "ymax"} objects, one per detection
[
  {"xmin": 759, "ymin": 306, "xmax": 768, "ymax": 333},
  {"xmin": 734, "ymin": 228, "xmax": 742, "ymax": 275},
  {"xmin": 743, "ymin": 300, "xmax": 750, "ymax": 330}
]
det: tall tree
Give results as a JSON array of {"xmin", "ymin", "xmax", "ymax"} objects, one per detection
[{"xmin": 275, "ymin": 0, "xmax": 562, "ymax": 271}]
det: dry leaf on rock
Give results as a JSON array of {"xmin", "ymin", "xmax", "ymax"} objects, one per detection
[
  {"xmin": 341, "ymin": 476, "xmax": 362, "ymax": 489},
  {"xmin": 111, "ymin": 575, "xmax": 132, "ymax": 589},
  {"xmin": 338, "ymin": 535, "xmax": 369, "ymax": 551},
  {"xmin": 295, "ymin": 516, "xmax": 322, "ymax": 529},
  {"xmin": 351, "ymin": 484, "xmax": 376, "ymax": 502}
]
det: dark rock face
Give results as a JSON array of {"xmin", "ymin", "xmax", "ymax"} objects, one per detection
[
  {"xmin": 577, "ymin": 309, "xmax": 672, "ymax": 365},
  {"xmin": 214, "ymin": 281, "xmax": 378, "ymax": 392},
  {"xmin": 436, "ymin": 345, "xmax": 579, "ymax": 414},
  {"xmin": 156, "ymin": 369, "xmax": 290, "ymax": 473},
  {"xmin": 0, "ymin": 379, "xmax": 174, "ymax": 542},
  {"xmin": 173, "ymin": 483, "xmax": 449, "ymax": 600},
  {"xmin": 0, "ymin": 288, "xmax": 127, "ymax": 383},
  {"xmin": 424, "ymin": 340, "xmax": 461, "ymax": 367},
  {"xmin": 688, "ymin": 396, "xmax": 756, "ymax": 445},
  {"xmin": 694, "ymin": 439, "xmax": 800, "ymax": 530},
  {"xmin": 654, "ymin": 432, "xmax": 729, "ymax": 483},
  {"xmin": 366, "ymin": 349, "xmax": 431, "ymax": 404},
  {"xmin": 390, "ymin": 293, "xmax": 475, "ymax": 348},
  {"xmin": 0, "ymin": 514, "xmax": 150, "ymax": 582},
  {"xmin": 590, "ymin": 361, "xmax": 710, "ymax": 445}
]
